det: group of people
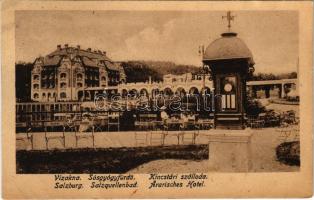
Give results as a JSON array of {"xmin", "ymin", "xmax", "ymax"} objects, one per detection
[{"xmin": 160, "ymin": 107, "xmax": 196, "ymax": 127}]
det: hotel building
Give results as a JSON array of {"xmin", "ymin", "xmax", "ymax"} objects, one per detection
[{"xmin": 31, "ymin": 44, "xmax": 126, "ymax": 102}]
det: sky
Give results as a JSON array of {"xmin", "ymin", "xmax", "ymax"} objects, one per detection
[{"xmin": 15, "ymin": 10, "xmax": 298, "ymax": 74}]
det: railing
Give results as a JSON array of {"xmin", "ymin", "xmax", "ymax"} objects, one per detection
[{"xmin": 16, "ymin": 102, "xmax": 122, "ymax": 133}]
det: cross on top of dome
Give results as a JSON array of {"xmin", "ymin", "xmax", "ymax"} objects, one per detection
[{"xmin": 222, "ymin": 11, "xmax": 235, "ymax": 30}]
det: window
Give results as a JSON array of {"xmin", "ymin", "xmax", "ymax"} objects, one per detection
[
  {"xmin": 60, "ymin": 82, "xmax": 67, "ymax": 88},
  {"xmin": 33, "ymin": 75, "xmax": 39, "ymax": 80},
  {"xmin": 77, "ymin": 73, "xmax": 83, "ymax": 80},
  {"xmin": 101, "ymin": 76, "xmax": 106, "ymax": 81},
  {"xmin": 33, "ymin": 93, "xmax": 39, "ymax": 99},
  {"xmin": 42, "ymin": 93, "xmax": 46, "ymax": 98},
  {"xmin": 60, "ymin": 73, "xmax": 67, "ymax": 79},
  {"xmin": 33, "ymin": 84, "xmax": 39, "ymax": 89},
  {"xmin": 60, "ymin": 92, "xmax": 67, "ymax": 99},
  {"xmin": 220, "ymin": 76, "xmax": 237, "ymax": 110},
  {"xmin": 77, "ymin": 83, "xmax": 83, "ymax": 88}
]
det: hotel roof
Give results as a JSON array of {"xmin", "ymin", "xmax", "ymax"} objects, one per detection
[{"xmin": 38, "ymin": 44, "xmax": 122, "ymax": 72}]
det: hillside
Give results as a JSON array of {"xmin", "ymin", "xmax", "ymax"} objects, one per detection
[{"xmin": 121, "ymin": 60, "xmax": 200, "ymax": 83}]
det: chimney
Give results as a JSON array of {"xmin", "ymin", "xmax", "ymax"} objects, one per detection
[
  {"xmin": 77, "ymin": 45, "xmax": 80, "ymax": 50},
  {"xmin": 103, "ymin": 51, "xmax": 106, "ymax": 56},
  {"xmin": 87, "ymin": 48, "xmax": 91, "ymax": 52},
  {"xmin": 64, "ymin": 44, "xmax": 68, "ymax": 48},
  {"xmin": 57, "ymin": 45, "xmax": 61, "ymax": 50}
]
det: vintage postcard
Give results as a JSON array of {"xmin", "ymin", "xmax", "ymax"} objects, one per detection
[{"xmin": 2, "ymin": 0, "xmax": 313, "ymax": 198}]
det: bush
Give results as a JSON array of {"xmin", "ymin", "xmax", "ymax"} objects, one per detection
[
  {"xmin": 276, "ymin": 141, "xmax": 300, "ymax": 166},
  {"xmin": 246, "ymin": 97, "xmax": 266, "ymax": 116}
]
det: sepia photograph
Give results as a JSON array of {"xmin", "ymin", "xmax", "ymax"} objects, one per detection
[
  {"xmin": 2, "ymin": 0, "xmax": 312, "ymax": 198},
  {"xmin": 15, "ymin": 9, "xmax": 300, "ymax": 173}
]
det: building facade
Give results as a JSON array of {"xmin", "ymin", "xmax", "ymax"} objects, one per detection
[
  {"xmin": 118, "ymin": 73, "xmax": 213, "ymax": 98},
  {"xmin": 31, "ymin": 44, "xmax": 126, "ymax": 102}
]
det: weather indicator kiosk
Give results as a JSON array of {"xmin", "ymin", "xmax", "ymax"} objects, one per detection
[{"xmin": 203, "ymin": 11, "xmax": 255, "ymax": 129}]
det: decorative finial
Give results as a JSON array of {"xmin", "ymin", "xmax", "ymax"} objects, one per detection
[{"xmin": 222, "ymin": 11, "xmax": 235, "ymax": 30}]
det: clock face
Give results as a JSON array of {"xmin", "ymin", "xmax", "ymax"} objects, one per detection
[
  {"xmin": 221, "ymin": 76, "xmax": 236, "ymax": 93},
  {"xmin": 224, "ymin": 83, "xmax": 233, "ymax": 92}
]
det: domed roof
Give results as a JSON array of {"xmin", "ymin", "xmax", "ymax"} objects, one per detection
[{"xmin": 203, "ymin": 32, "xmax": 254, "ymax": 65}]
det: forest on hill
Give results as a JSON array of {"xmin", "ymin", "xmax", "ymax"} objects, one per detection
[
  {"xmin": 15, "ymin": 61, "xmax": 297, "ymax": 86},
  {"xmin": 249, "ymin": 71, "xmax": 297, "ymax": 81},
  {"xmin": 120, "ymin": 60, "xmax": 200, "ymax": 83}
]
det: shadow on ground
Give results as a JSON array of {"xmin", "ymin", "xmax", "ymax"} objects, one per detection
[
  {"xmin": 276, "ymin": 141, "xmax": 300, "ymax": 166},
  {"xmin": 16, "ymin": 145, "xmax": 208, "ymax": 174}
]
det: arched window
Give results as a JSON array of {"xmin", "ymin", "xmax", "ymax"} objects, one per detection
[
  {"xmin": 164, "ymin": 88, "xmax": 173, "ymax": 96},
  {"xmin": 60, "ymin": 73, "xmax": 67, "ymax": 79},
  {"xmin": 33, "ymin": 84, "xmax": 39, "ymax": 89},
  {"xmin": 42, "ymin": 93, "xmax": 46, "ymax": 98},
  {"xmin": 101, "ymin": 76, "xmax": 106, "ymax": 81},
  {"xmin": 60, "ymin": 82, "xmax": 67, "ymax": 88},
  {"xmin": 129, "ymin": 89, "xmax": 138, "ymax": 97},
  {"xmin": 33, "ymin": 75, "xmax": 39, "ymax": 80},
  {"xmin": 77, "ymin": 73, "xmax": 83, "ymax": 80},
  {"xmin": 48, "ymin": 93, "xmax": 51, "ymax": 98},
  {"xmin": 60, "ymin": 92, "xmax": 67, "ymax": 99},
  {"xmin": 33, "ymin": 93, "xmax": 39, "ymax": 99},
  {"xmin": 140, "ymin": 89, "xmax": 149, "ymax": 97},
  {"xmin": 77, "ymin": 83, "xmax": 83, "ymax": 88},
  {"xmin": 189, "ymin": 87, "xmax": 199, "ymax": 95},
  {"xmin": 175, "ymin": 87, "xmax": 186, "ymax": 97}
]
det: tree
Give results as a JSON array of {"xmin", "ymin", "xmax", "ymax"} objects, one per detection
[{"xmin": 15, "ymin": 62, "xmax": 33, "ymax": 102}]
